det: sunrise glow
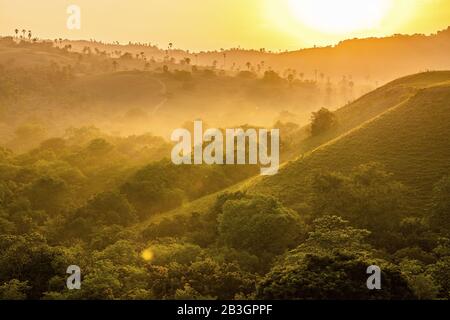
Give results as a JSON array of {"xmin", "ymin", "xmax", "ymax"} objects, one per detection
[{"xmin": 288, "ymin": 0, "xmax": 392, "ymax": 34}]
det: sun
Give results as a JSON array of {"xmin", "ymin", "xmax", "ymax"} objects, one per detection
[{"xmin": 288, "ymin": 0, "xmax": 392, "ymax": 34}]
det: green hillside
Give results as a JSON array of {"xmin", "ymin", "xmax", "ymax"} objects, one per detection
[
  {"xmin": 289, "ymin": 71, "xmax": 450, "ymax": 156},
  {"xmin": 120, "ymin": 72, "xmax": 450, "ymax": 301},
  {"xmin": 251, "ymin": 74, "xmax": 450, "ymax": 209},
  {"xmin": 153, "ymin": 71, "xmax": 450, "ymax": 226}
]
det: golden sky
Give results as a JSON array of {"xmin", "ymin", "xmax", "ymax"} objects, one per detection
[{"xmin": 0, "ymin": 0, "xmax": 449, "ymax": 51}]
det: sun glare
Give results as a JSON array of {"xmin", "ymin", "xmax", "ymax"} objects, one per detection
[{"xmin": 288, "ymin": 0, "xmax": 392, "ymax": 34}]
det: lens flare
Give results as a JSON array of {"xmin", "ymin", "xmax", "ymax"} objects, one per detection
[{"xmin": 141, "ymin": 248, "xmax": 154, "ymax": 262}]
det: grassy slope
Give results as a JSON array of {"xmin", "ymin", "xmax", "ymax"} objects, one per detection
[
  {"xmin": 251, "ymin": 79, "xmax": 450, "ymax": 210},
  {"xmin": 289, "ymin": 71, "xmax": 450, "ymax": 156},
  {"xmin": 0, "ymin": 44, "xmax": 73, "ymax": 68},
  {"xmin": 138, "ymin": 71, "xmax": 450, "ymax": 229}
]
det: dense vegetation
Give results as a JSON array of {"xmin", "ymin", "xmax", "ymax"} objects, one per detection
[
  {"xmin": 0, "ymin": 34, "xmax": 450, "ymax": 300},
  {"xmin": 2, "ymin": 161, "xmax": 450, "ymax": 299}
]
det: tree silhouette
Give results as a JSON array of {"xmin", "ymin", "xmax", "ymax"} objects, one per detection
[
  {"xmin": 14, "ymin": 29, "xmax": 19, "ymax": 38},
  {"xmin": 28, "ymin": 31, "xmax": 32, "ymax": 41},
  {"xmin": 310, "ymin": 108, "xmax": 337, "ymax": 136},
  {"xmin": 287, "ymin": 74, "xmax": 295, "ymax": 85},
  {"xmin": 82, "ymin": 46, "xmax": 91, "ymax": 55}
]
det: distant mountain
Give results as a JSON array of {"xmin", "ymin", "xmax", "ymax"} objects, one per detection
[
  {"xmin": 60, "ymin": 28, "xmax": 450, "ymax": 83},
  {"xmin": 2, "ymin": 27, "xmax": 450, "ymax": 84},
  {"xmin": 265, "ymin": 28, "xmax": 450, "ymax": 82}
]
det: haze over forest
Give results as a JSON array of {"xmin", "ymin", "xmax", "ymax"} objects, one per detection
[
  {"xmin": 1, "ymin": 27, "xmax": 450, "ymax": 148},
  {"xmin": 0, "ymin": 11, "xmax": 450, "ymax": 301}
]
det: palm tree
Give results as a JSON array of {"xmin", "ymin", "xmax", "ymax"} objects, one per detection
[
  {"xmin": 167, "ymin": 43, "xmax": 173, "ymax": 61},
  {"xmin": 287, "ymin": 74, "xmax": 294, "ymax": 85},
  {"xmin": 28, "ymin": 31, "xmax": 32, "ymax": 41},
  {"xmin": 14, "ymin": 29, "xmax": 19, "ymax": 38},
  {"xmin": 21, "ymin": 29, "xmax": 26, "ymax": 38}
]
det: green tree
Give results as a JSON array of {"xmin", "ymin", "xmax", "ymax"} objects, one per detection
[
  {"xmin": 65, "ymin": 192, "xmax": 137, "ymax": 240},
  {"xmin": 311, "ymin": 163, "xmax": 408, "ymax": 249},
  {"xmin": 310, "ymin": 108, "xmax": 337, "ymax": 136},
  {"xmin": 217, "ymin": 194, "xmax": 304, "ymax": 258},
  {"xmin": 0, "ymin": 233, "xmax": 71, "ymax": 299},
  {"xmin": 399, "ymin": 259, "xmax": 439, "ymax": 300},
  {"xmin": 429, "ymin": 256, "xmax": 450, "ymax": 299},
  {"xmin": 429, "ymin": 176, "xmax": 450, "ymax": 236},
  {"xmin": 0, "ymin": 279, "xmax": 30, "ymax": 300},
  {"xmin": 300, "ymin": 215, "xmax": 371, "ymax": 255},
  {"xmin": 257, "ymin": 251, "xmax": 415, "ymax": 300},
  {"xmin": 182, "ymin": 259, "xmax": 256, "ymax": 300},
  {"xmin": 26, "ymin": 175, "xmax": 69, "ymax": 215}
]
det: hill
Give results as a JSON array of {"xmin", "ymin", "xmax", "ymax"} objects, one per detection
[
  {"xmin": 60, "ymin": 27, "xmax": 450, "ymax": 83},
  {"xmin": 0, "ymin": 37, "xmax": 343, "ymax": 144},
  {"xmin": 287, "ymin": 71, "xmax": 450, "ymax": 156},
  {"xmin": 251, "ymin": 72, "xmax": 450, "ymax": 209},
  {"xmin": 148, "ymin": 71, "xmax": 450, "ymax": 227},
  {"xmin": 5, "ymin": 26, "xmax": 449, "ymax": 85}
]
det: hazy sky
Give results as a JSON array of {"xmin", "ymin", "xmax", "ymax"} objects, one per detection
[{"xmin": 0, "ymin": 0, "xmax": 449, "ymax": 51}]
